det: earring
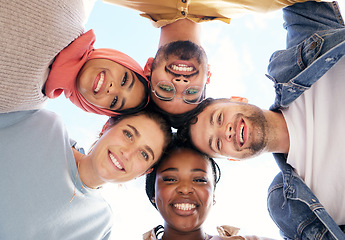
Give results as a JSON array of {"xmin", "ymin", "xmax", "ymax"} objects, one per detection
[
  {"xmin": 213, "ymin": 199, "xmax": 216, "ymax": 205},
  {"xmin": 151, "ymin": 198, "xmax": 155, "ymax": 203}
]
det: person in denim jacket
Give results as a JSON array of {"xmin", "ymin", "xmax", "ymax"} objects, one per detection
[
  {"xmin": 266, "ymin": 1, "xmax": 345, "ymax": 239},
  {"xmin": 179, "ymin": 1, "xmax": 345, "ymax": 239}
]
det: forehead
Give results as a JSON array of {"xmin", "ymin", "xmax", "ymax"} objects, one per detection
[
  {"xmin": 112, "ymin": 115, "xmax": 165, "ymax": 156},
  {"xmin": 158, "ymin": 149, "xmax": 210, "ymax": 172}
]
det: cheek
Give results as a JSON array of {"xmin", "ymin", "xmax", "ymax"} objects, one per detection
[
  {"xmin": 155, "ymin": 185, "xmax": 172, "ymax": 207},
  {"xmin": 199, "ymin": 187, "xmax": 214, "ymax": 207}
]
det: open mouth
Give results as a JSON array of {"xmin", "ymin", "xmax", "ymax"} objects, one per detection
[
  {"xmin": 237, "ymin": 119, "xmax": 246, "ymax": 147},
  {"xmin": 168, "ymin": 61, "xmax": 197, "ymax": 75},
  {"xmin": 93, "ymin": 71, "xmax": 105, "ymax": 94},
  {"xmin": 173, "ymin": 203, "xmax": 196, "ymax": 211},
  {"xmin": 108, "ymin": 151, "xmax": 124, "ymax": 171}
]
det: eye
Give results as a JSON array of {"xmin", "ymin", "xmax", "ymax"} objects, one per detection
[
  {"xmin": 162, "ymin": 176, "xmax": 177, "ymax": 183},
  {"xmin": 216, "ymin": 138, "xmax": 221, "ymax": 152},
  {"xmin": 123, "ymin": 130, "xmax": 133, "ymax": 140},
  {"xmin": 159, "ymin": 84, "xmax": 174, "ymax": 92},
  {"xmin": 110, "ymin": 96, "xmax": 118, "ymax": 108},
  {"xmin": 139, "ymin": 150, "xmax": 149, "ymax": 161},
  {"xmin": 194, "ymin": 177, "xmax": 207, "ymax": 183},
  {"xmin": 121, "ymin": 72, "xmax": 128, "ymax": 86},
  {"xmin": 185, "ymin": 88, "xmax": 199, "ymax": 95},
  {"xmin": 217, "ymin": 113, "xmax": 223, "ymax": 126}
]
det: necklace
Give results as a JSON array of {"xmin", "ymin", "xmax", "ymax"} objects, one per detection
[{"xmin": 70, "ymin": 161, "xmax": 84, "ymax": 202}]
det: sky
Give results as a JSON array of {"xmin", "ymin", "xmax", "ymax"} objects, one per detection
[{"xmin": 46, "ymin": 1, "xmax": 344, "ymax": 239}]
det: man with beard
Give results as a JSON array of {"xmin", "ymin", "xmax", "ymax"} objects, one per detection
[
  {"xmin": 179, "ymin": 1, "xmax": 345, "ymax": 238},
  {"xmin": 103, "ymin": 0, "xmax": 314, "ymax": 127}
]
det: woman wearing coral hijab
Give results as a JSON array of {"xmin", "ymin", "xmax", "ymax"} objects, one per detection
[
  {"xmin": 0, "ymin": 0, "xmax": 149, "ymax": 116},
  {"xmin": 0, "ymin": 109, "xmax": 172, "ymax": 239}
]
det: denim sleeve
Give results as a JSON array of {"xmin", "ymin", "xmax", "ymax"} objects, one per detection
[
  {"xmin": 266, "ymin": 1, "xmax": 345, "ymax": 89},
  {"xmin": 283, "ymin": 1, "xmax": 344, "ymax": 48}
]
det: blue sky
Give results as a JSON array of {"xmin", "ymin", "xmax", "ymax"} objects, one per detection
[{"xmin": 46, "ymin": 1, "xmax": 344, "ymax": 239}]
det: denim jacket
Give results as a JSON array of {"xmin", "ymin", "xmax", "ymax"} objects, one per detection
[{"xmin": 265, "ymin": 2, "xmax": 345, "ymax": 239}]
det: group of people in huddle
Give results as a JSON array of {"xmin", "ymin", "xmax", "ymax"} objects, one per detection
[{"xmin": 1, "ymin": 0, "xmax": 345, "ymax": 239}]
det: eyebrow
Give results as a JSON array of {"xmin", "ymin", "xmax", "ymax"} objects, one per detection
[
  {"xmin": 208, "ymin": 111, "xmax": 217, "ymax": 153},
  {"xmin": 164, "ymin": 66, "xmax": 199, "ymax": 78},
  {"xmin": 127, "ymin": 124, "xmax": 155, "ymax": 160},
  {"xmin": 160, "ymin": 168, "xmax": 207, "ymax": 173}
]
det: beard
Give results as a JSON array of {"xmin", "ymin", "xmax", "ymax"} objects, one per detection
[
  {"xmin": 151, "ymin": 40, "xmax": 208, "ymax": 70},
  {"xmin": 233, "ymin": 107, "xmax": 268, "ymax": 159}
]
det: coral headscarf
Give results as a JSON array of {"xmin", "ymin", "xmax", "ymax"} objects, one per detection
[{"xmin": 45, "ymin": 30, "xmax": 149, "ymax": 116}]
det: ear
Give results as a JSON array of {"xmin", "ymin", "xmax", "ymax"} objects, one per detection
[
  {"xmin": 229, "ymin": 96, "xmax": 248, "ymax": 103},
  {"xmin": 206, "ymin": 64, "xmax": 212, "ymax": 84},
  {"xmin": 144, "ymin": 57, "xmax": 154, "ymax": 78}
]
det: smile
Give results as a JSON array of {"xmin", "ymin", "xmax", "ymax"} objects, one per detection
[
  {"xmin": 173, "ymin": 203, "xmax": 196, "ymax": 211},
  {"xmin": 171, "ymin": 64, "xmax": 194, "ymax": 72},
  {"xmin": 94, "ymin": 71, "xmax": 105, "ymax": 94},
  {"xmin": 237, "ymin": 119, "xmax": 247, "ymax": 147},
  {"xmin": 109, "ymin": 152, "xmax": 124, "ymax": 170},
  {"xmin": 167, "ymin": 61, "xmax": 198, "ymax": 76},
  {"xmin": 240, "ymin": 122, "xmax": 244, "ymax": 145}
]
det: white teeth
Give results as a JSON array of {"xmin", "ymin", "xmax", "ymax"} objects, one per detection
[
  {"xmin": 240, "ymin": 123, "xmax": 244, "ymax": 144},
  {"xmin": 174, "ymin": 203, "xmax": 196, "ymax": 211},
  {"xmin": 109, "ymin": 152, "xmax": 123, "ymax": 170},
  {"xmin": 94, "ymin": 72, "xmax": 105, "ymax": 93},
  {"xmin": 171, "ymin": 64, "xmax": 193, "ymax": 72}
]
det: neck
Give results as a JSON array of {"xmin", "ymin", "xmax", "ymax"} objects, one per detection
[
  {"xmin": 264, "ymin": 110, "xmax": 290, "ymax": 154},
  {"xmin": 162, "ymin": 225, "xmax": 207, "ymax": 240},
  {"xmin": 159, "ymin": 19, "xmax": 201, "ymax": 47},
  {"xmin": 72, "ymin": 148, "xmax": 104, "ymax": 189}
]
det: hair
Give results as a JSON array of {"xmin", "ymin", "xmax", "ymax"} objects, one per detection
[
  {"xmin": 112, "ymin": 73, "xmax": 150, "ymax": 115},
  {"xmin": 90, "ymin": 109, "xmax": 173, "ymax": 155},
  {"xmin": 146, "ymin": 98, "xmax": 207, "ymax": 129},
  {"xmin": 145, "ymin": 134, "xmax": 221, "ymax": 209}
]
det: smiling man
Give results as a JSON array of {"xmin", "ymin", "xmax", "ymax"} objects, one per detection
[
  {"xmin": 188, "ymin": 98, "xmax": 289, "ymax": 160},
  {"xmin": 180, "ymin": 1, "xmax": 345, "ymax": 239},
  {"xmin": 103, "ymin": 0, "xmax": 315, "ymax": 127}
]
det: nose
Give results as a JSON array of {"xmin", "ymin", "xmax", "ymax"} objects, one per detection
[
  {"xmin": 172, "ymin": 76, "xmax": 190, "ymax": 86},
  {"xmin": 107, "ymin": 82, "xmax": 118, "ymax": 95},
  {"xmin": 176, "ymin": 181, "xmax": 194, "ymax": 195},
  {"xmin": 119, "ymin": 145, "xmax": 131, "ymax": 161},
  {"xmin": 224, "ymin": 123, "xmax": 232, "ymax": 142}
]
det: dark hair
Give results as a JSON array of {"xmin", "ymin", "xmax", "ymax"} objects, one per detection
[
  {"xmin": 176, "ymin": 97, "xmax": 217, "ymax": 148},
  {"xmin": 146, "ymin": 97, "xmax": 208, "ymax": 129},
  {"xmin": 145, "ymin": 134, "xmax": 221, "ymax": 209},
  {"xmin": 112, "ymin": 73, "xmax": 150, "ymax": 115}
]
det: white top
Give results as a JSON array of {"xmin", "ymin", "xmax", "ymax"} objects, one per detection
[{"xmin": 282, "ymin": 56, "xmax": 345, "ymax": 225}]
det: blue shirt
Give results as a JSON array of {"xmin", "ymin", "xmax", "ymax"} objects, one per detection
[{"xmin": 0, "ymin": 109, "xmax": 112, "ymax": 240}]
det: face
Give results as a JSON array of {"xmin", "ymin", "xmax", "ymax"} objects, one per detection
[
  {"xmin": 77, "ymin": 59, "xmax": 145, "ymax": 111},
  {"xmin": 89, "ymin": 115, "xmax": 165, "ymax": 183},
  {"xmin": 155, "ymin": 149, "xmax": 215, "ymax": 232},
  {"xmin": 190, "ymin": 100, "xmax": 269, "ymax": 160},
  {"xmin": 148, "ymin": 41, "xmax": 209, "ymax": 114}
]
